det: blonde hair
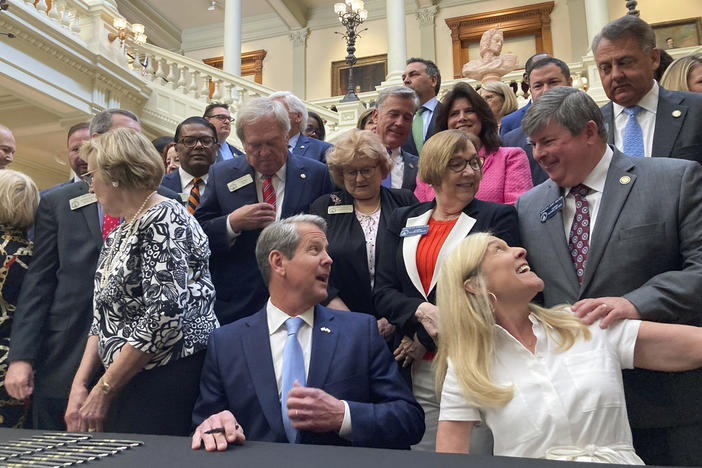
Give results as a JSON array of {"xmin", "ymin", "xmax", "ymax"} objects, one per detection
[
  {"xmin": 479, "ymin": 81, "xmax": 518, "ymax": 120},
  {"xmin": 80, "ymin": 128, "xmax": 164, "ymax": 191},
  {"xmin": 326, "ymin": 128, "xmax": 393, "ymax": 187},
  {"xmin": 0, "ymin": 169, "xmax": 39, "ymax": 231},
  {"xmin": 418, "ymin": 129, "xmax": 480, "ymax": 186},
  {"xmin": 434, "ymin": 232, "xmax": 590, "ymax": 407},
  {"xmin": 660, "ymin": 54, "xmax": 702, "ymax": 92}
]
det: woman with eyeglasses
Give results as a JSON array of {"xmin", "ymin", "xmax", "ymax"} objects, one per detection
[
  {"xmin": 414, "ymin": 82, "xmax": 532, "ymax": 205},
  {"xmin": 65, "ymin": 128, "xmax": 218, "ymax": 436},
  {"xmin": 373, "ymin": 129, "xmax": 521, "ymax": 451},
  {"xmin": 310, "ymin": 129, "xmax": 417, "ymax": 341},
  {"xmin": 304, "ymin": 111, "xmax": 326, "ymax": 141}
]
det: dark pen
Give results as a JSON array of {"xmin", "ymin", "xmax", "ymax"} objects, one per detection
[{"xmin": 204, "ymin": 427, "xmax": 226, "ymax": 434}]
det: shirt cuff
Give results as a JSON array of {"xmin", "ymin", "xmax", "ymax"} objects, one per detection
[
  {"xmin": 225, "ymin": 216, "xmax": 241, "ymax": 246},
  {"xmin": 338, "ymin": 400, "xmax": 352, "ymax": 440}
]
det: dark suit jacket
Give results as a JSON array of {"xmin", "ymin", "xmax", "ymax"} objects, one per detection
[
  {"xmin": 309, "ymin": 187, "xmax": 417, "ymax": 317},
  {"xmin": 399, "ymin": 149, "xmax": 419, "ymax": 192},
  {"xmin": 192, "ymin": 305, "xmax": 425, "ymax": 448},
  {"xmin": 501, "ymin": 127, "xmax": 549, "ymax": 186},
  {"xmin": 291, "ymin": 134, "xmax": 332, "ymax": 163},
  {"xmin": 401, "ymin": 101, "xmax": 444, "ymax": 156},
  {"xmin": 499, "ymin": 100, "xmax": 531, "ymax": 137},
  {"xmin": 161, "ymin": 171, "xmax": 182, "ymax": 193},
  {"xmin": 601, "ymin": 86, "xmax": 702, "ymax": 164},
  {"xmin": 374, "ymin": 199, "xmax": 521, "ymax": 350},
  {"xmin": 515, "ymin": 149, "xmax": 702, "ymax": 428},
  {"xmin": 8, "ymin": 182, "xmax": 179, "ymax": 399},
  {"xmin": 194, "ymin": 154, "xmax": 334, "ymax": 325}
]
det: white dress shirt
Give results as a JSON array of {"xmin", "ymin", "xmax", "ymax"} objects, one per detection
[
  {"xmin": 265, "ymin": 300, "xmax": 352, "ymax": 438},
  {"xmin": 613, "ymin": 80, "xmax": 659, "ymax": 158},
  {"xmin": 388, "ymin": 147, "xmax": 404, "ymax": 189},
  {"xmin": 439, "ymin": 312, "xmax": 642, "ymax": 463},
  {"xmin": 178, "ymin": 167, "xmax": 209, "ymax": 197},
  {"xmin": 562, "ymin": 145, "xmax": 612, "ymax": 245}
]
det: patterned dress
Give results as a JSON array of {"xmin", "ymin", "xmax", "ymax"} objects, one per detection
[{"xmin": 0, "ymin": 229, "xmax": 33, "ymax": 428}]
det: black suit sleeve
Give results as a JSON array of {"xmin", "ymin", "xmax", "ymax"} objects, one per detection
[{"xmin": 309, "ymin": 195, "xmax": 340, "ymax": 305}]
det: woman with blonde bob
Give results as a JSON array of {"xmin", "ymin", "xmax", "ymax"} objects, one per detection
[
  {"xmin": 435, "ymin": 232, "xmax": 702, "ymax": 463},
  {"xmin": 65, "ymin": 128, "xmax": 218, "ymax": 436},
  {"xmin": 660, "ymin": 53, "xmax": 702, "ymax": 93},
  {"xmin": 478, "ymin": 81, "xmax": 518, "ymax": 130}
]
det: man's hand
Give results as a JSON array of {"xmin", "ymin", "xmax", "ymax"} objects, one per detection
[
  {"xmin": 571, "ymin": 296, "xmax": 641, "ymax": 329},
  {"xmin": 191, "ymin": 410, "xmax": 246, "ymax": 451},
  {"xmin": 286, "ymin": 381, "xmax": 345, "ymax": 433},
  {"xmin": 377, "ymin": 318, "xmax": 396, "ymax": 340},
  {"xmin": 393, "ymin": 335, "xmax": 426, "ymax": 367},
  {"xmin": 415, "ymin": 302, "xmax": 439, "ymax": 339},
  {"xmin": 227, "ymin": 203, "xmax": 276, "ymax": 232},
  {"xmin": 5, "ymin": 361, "xmax": 34, "ymax": 400}
]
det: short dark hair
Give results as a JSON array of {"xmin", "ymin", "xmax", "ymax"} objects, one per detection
[
  {"xmin": 203, "ymin": 102, "xmax": 229, "ymax": 118},
  {"xmin": 174, "ymin": 116, "xmax": 218, "ymax": 143},
  {"xmin": 528, "ymin": 56, "xmax": 572, "ymax": 82},
  {"xmin": 524, "ymin": 52, "xmax": 550, "ymax": 73},
  {"xmin": 407, "ymin": 57, "xmax": 441, "ymax": 95},
  {"xmin": 655, "ymin": 49, "xmax": 674, "ymax": 82},
  {"xmin": 89, "ymin": 109, "xmax": 139, "ymax": 135},
  {"xmin": 435, "ymin": 82, "xmax": 500, "ymax": 154},
  {"xmin": 151, "ymin": 135, "xmax": 174, "ymax": 155},
  {"xmin": 307, "ymin": 111, "xmax": 326, "ymax": 141},
  {"xmin": 67, "ymin": 122, "xmax": 89, "ymax": 144},
  {"xmin": 592, "ymin": 15, "xmax": 656, "ymax": 54}
]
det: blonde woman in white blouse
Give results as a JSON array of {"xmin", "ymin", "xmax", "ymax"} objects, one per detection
[{"xmin": 435, "ymin": 232, "xmax": 702, "ymax": 464}]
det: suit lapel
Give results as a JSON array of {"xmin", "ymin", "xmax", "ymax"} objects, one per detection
[
  {"xmin": 652, "ymin": 89, "xmax": 686, "ymax": 157},
  {"xmin": 401, "ymin": 149, "xmax": 417, "ymax": 188},
  {"xmin": 307, "ymin": 306, "xmax": 339, "ymax": 388},
  {"xmin": 293, "ymin": 135, "xmax": 309, "ymax": 159},
  {"xmin": 281, "ymin": 155, "xmax": 305, "ymax": 217},
  {"xmin": 241, "ymin": 309, "xmax": 285, "ymax": 438},
  {"xmin": 539, "ymin": 181, "xmax": 579, "ymax": 288},
  {"xmin": 602, "ymin": 102, "xmax": 615, "ymax": 145},
  {"xmin": 73, "ymin": 183, "xmax": 102, "ymax": 248},
  {"xmin": 402, "ymin": 209, "xmax": 433, "ymax": 300},
  {"xmin": 427, "ymin": 212, "xmax": 476, "ymax": 294},
  {"xmin": 580, "ymin": 151, "xmax": 636, "ymax": 293}
]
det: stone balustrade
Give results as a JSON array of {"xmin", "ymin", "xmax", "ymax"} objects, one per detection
[{"xmin": 20, "ymin": 0, "xmax": 85, "ymax": 35}]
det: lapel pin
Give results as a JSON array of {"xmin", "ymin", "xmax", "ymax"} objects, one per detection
[
  {"xmin": 300, "ymin": 145, "xmax": 306, "ymax": 149},
  {"xmin": 300, "ymin": 173, "xmax": 307, "ymax": 179},
  {"xmin": 672, "ymin": 110, "xmax": 682, "ymax": 118},
  {"xmin": 320, "ymin": 327, "xmax": 330, "ymax": 333},
  {"xmin": 409, "ymin": 163, "xmax": 415, "ymax": 168},
  {"xmin": 619, "ymin": 176, "xmax": 631, "ymax": 185}
]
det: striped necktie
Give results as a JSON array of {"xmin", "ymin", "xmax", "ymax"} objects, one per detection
[
  {"xmin": 187, "ymin": 177, "xmax": 201, "ymax": 214},
  {"xmin": 263, "ymin": 176, "xmax": 277, "ymax": 211}
]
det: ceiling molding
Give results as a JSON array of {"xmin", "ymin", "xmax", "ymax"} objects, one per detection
[
  {"xmin": 116, "ymin": 0, "xmax": 183, "ymax": 51},
  {"xmin": 182, "ymin": 13, "xmax": 289, "ymax": 52},
  {"xmin": 267, "ymin": 0, "xmax": 306, "ymax": 30}
]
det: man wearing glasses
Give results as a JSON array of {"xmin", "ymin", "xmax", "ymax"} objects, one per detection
[{"xmin": 203, "ymin": 103, "xmax": 245, "ymax": 162}]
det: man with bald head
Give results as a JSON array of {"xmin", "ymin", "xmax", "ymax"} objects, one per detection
[{"xmin": 0, "ymin": 124, "xmax": 16, "ymax": 169}]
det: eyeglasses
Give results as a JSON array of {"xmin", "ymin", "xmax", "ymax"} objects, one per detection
[
  {"xmin": 305, "ymin": 126, "xmax": 320, "ymax": 136},
  {"xmin": 207, "ymin": 114, "xmax": 233, "ymax": 123},
  {"xmin": 447, "ymin": 157, "xmax": 482, "ymax": 173},
  {"xmin": 178, "ymin": 136, "xmax": 216, "ymax": 148},
  {"xmin": 81, "ymin": 169, "xmax": 97, "ymax": 186},
  {"xmin": 342, "ymin": 165, "xmax": 378, "ymax": 180}
]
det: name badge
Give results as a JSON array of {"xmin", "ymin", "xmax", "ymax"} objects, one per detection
[
  {"xmin": 328, "ymin": 205, "xmax": 353, "ymax": 215},
  {"xmin": 180, "ymin": 192, "xmax": 189, "ymax": 203},
  {"xmin": 400, "ymin": 225, "xmax": 429, "ymax": 237},
  {"xmin": 540, "ymin": 196, "xmax": 564, "ymax": 223},
  {"xmin": 69, "ymin": 193, "xmax": 97, "ymax": 210},
  {"xmin": 227, "ymin": 174, "xmax": 254, "ymax": 192}
]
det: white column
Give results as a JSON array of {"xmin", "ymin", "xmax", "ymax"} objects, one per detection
[
  {"xmin": 382, "ymin": 0, "xmax": 407, "ymax": 85},
  {"xmin": 416, "ymin": 5, "xmax": 438, "ymax": 62},
  {"xmin": 584, "ymin": 0, "xmax": 609, "ymax": 48},
  {"xmin": 289, "ymin": 28, "xmax": 309, "ymax": 99},
  {"xmin": 223, "ymin": 0, "xmax": 242, "ymax": 76}
]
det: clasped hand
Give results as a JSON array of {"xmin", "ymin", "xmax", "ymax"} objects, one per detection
[{"xmin": 65, "ymin": 383, "xmax": 113, "ymax": 432}]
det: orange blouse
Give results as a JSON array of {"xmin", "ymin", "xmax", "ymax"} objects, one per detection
[{"xmin": 416, "ymin": 217, "xmax": 459, "ymax": 295}]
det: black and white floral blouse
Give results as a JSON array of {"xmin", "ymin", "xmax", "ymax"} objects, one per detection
[{"xmin": 91, "ymin": 199, "xmax": 218, "ymax": 370}]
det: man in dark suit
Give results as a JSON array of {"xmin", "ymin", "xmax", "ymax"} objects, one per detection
[
  {"xmin": 502, "ymin": 56, "xmax": 572, "ymax": 186},
  {"xmin": 594, "ymin": 15, "xmax": 702, "ymax": 165},
  {"xmin": 191, "ymin": 215, "xmax": 424, "ymax": 450},
  {"xmin": 204, "ymin": 102, "xmax": 245, "ymax": 162},
  {"xmin": 195, "ymin": 97, "xmax": 334, "ymax": 326},
  {"xmin": 498, "ymin": 52, "xmax": 550, "ymax": 136},
  {"xmin": 42, "ymin": 123, "xmax": 91, "ymax": 195},
  {"xmin": 161, "ymin": 117, "xmax": 218, "ymax": 212},
  {"xmin": 401, "ymin": 58, "xmax": 442, "ymax": 156},
  {"xmin": 515, "ymin": 87, "xmax": 702, "ymax": 466},
  {"xmin": 5, "ymin": 109, "xmax": 179, "ymax": 430},
  {"xmin": 373, "ymin": 86, "xmax": 419, "ymax": 192},
  {"xmin": 270, "ymin": 91, "xmax": 332, "ymax": 163}
]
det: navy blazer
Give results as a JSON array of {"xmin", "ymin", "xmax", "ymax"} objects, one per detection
[
  {"xmin": 192, "ymin": 305, "xmax": 425, "ymax": 448},
  {"xmin": 499, "ymin": 100, "xmax": 531, "ymax": 137},
  {"xmin": 291, "ymin": 134, "xmax": 332, "ymax": 163},
  {"xmin": 399, "ymin": 149, "xmax": 419, "ymax": 192},
  {"xmin": 161, "ymin": 170, "xmax": 182, "ymax": 193},
  {"xmin": 501, "ymin": 127, "xmax": 549, "ymax": 186},
  {"xmin": 374, "ymin": 199, "xmax": 521, "ymax": 351},
  {"xmin": 401, "ymin": 101, "xmax": 443, "ymax": 156},
  {"xmin": 309, "ymin": 187, "xmax": 417, "ymax": 317},
  {"xmin": 601, "ymin": 86, "xmax": 702, "ymax": 165},
  {"xmin": 194, "ymin": 154, "xmax": 334, "ymax": 325}
]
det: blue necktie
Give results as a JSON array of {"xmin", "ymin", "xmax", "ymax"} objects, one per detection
[
  {"xmin": 281, "ymin": 316, "xmax": 305, "ymax": 443},
  {"xmin": 622, "ymin": 106, "xmax": 644, "ymax": 157}
]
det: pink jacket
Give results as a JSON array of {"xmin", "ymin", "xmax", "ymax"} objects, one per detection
[{"xmin": 414, "ymin": 146, "xmax": 533, "ymax": 204}]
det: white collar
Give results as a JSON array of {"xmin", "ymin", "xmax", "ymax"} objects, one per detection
[
  {"xmin": 613, "ymin": 80, "xmax": 659, "ymax": 116},
  {"xmin": 266, "ymin": 298, "xmax": 314, "ymax": 335},
  {"xmin": 565, "ymin": 145, "xmax": 613, "ymax": 196}
]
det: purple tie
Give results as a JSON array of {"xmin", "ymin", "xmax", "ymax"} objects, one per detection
[{"xmin": 568, "ymin": 184, "xmax": 591, "ymax": 284}]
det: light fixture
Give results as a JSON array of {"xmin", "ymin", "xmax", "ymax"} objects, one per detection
[
  {"xmin": 208, "ymin": 1, "xmax": 216, "ymax": 11},
  {"xmin": 108, "ymin": 17, "xmax": 147, "ymax": 47},
  {"xmin": 334, "ymin": 0, "xmax": 368, "ymax": 102}
]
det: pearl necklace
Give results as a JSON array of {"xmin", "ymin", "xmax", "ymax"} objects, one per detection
[
  {"xmin": 99, "ymin": 191, "xmax": 157, "ymax": 289},
  {"xmin": 354, "ymin": 199, "xmax": 381, "ymax": 216}
]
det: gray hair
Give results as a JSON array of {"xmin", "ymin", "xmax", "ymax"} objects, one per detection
[
  {"xmin": 592, "ymin": 15, "xmax": 656, "ymax": 54},
  {"xmin": 89, "ymin": 109, "xmax": 139, "ymax": 135},
  {"xmin": 235, "ymin": 97, "xmax": 291, "ymax": 143},
  {"xmin": 269, "ymin": 91, "xmax": 308, "ymax": 134},
  {"xmin": 255, "ymin": 214, "xmax": 327, "ymax": 287},
  {"xmin": 521, "ymin": 87, "xmax": 607, "ymax": 142},
  {"xmin": 375, "ymin": 85, "xmax": 418, "ymax": 112}
]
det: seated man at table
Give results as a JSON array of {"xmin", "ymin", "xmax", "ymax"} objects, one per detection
[{"xmin": 192, "ymin": 215, "xmax": 425, "ymax": 450}]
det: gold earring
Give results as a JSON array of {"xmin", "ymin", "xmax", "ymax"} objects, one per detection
[
  {"xmin": 112, "ymin": 181, "xmax": 119, "ymax": 188},
  {"xmin": 488, "ymin": 292, "xmax": 497, "ymax": 303}
]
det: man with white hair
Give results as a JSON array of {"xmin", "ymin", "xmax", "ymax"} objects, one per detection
[{"xmin": 270, "ymin": 91, "xmax": 332, "ymax": 163}]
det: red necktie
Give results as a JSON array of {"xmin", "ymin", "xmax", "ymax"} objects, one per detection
[
  {"xmin": 262, "ymin": 176, "xmax": 277, "ymax": 211},
  {"xmin": 187, "ymin": 177, "xmax": 201, "ymax": 215},
  {"xmin": 102, "ymin": 214, "xmax": 121, "ymax": 240},
  {"xmin": 568, "ymin": 184, "xmax": 591, "ymax": 284}
]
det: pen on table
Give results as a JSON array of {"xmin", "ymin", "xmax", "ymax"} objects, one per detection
[{"xmin": 204, "ymin": 427, "xmax": 226, "ymax": 434}]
